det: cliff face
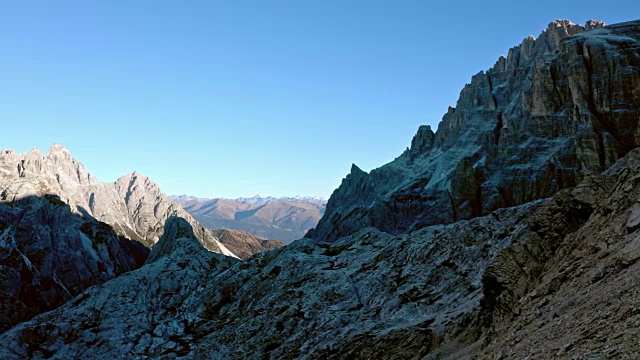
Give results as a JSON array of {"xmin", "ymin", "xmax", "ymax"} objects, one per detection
[
  {"xmin": 0, "ymin": 146, "xmax": 236, "ymax": 256},
  {"xmin": 0, "ymin": 195, "xmax": 148, "ymax": 332},
  {"xmin": 311, "ymin": 20, "xmax": 640, "ymax": 241}
]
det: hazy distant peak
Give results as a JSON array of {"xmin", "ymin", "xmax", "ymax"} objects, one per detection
[{"xmin": 170, "ymin": 194, "xmax": 327, "ymax": 205}]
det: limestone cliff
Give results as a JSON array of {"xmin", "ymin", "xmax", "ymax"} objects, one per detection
[
  {"xmin": 0, "ymin": 145, "xmax": 236, "ymax": 257},
  {"xmin": 311, "ymin": 19, "xmax": 640, "ymax": 241},
  {"xmin": 0, "ymin": 195, "xmax": 147, "ymax": 332}
]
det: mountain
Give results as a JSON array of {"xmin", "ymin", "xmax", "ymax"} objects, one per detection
[
  {"xmin": 309, "ymin": 19, "xmax": 640, "ymax": 241},
  {"xmin": 0, "ymin": 144, "xmax": 240, "ymax": 330},
  {"xmin": 4, "ymin": 146, "xmax": 640, "ymax": 358},
  {"xmin": 0, "ymin": 195, "xmax": 148, "ymax": 332},
  {"xmin": 230, "ymin": 195, "xmax": 327, "ymax": 206},
  {"xmin": 209, "ymin": 229, "xmax": 284, "ymax": 260},
  {"xmin": 2, "ymin": 19, "xmax": 640, "ymax": 359},
  {"xmin": 173, "ymin": 196, "xmax": 326, "ymax": 244},
  {"xmin": 171, "ymin": 194, "xmax": 327, "ymax": 206},
  {"xmin": 0, "ymin": 145, "xmax": 236, "ymax": 256}
]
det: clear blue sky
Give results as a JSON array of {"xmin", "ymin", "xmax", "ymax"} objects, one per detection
[{"xmin": 0, "ymin": 1, "xmax": 637, "ymax": 198}]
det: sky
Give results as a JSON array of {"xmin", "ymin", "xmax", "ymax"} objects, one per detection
[{"xmin": 0, "ymin": 1, "xmax": 638, "ymax": 198}]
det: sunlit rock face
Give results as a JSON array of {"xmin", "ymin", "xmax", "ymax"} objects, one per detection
[
  {"xmin": 311, "ymin": 19, "xmax": 640, "ymax": 242},
  {"xmin": 0, "ymin": 145, "xmax": 236, "ymax": 256}
]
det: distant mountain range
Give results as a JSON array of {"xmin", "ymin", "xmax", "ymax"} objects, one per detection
[
  {"xmin": 171, "ymin": 195, "xmax": 327, "ymax": 244},
  {"xmin": 171, "ymin": 194, "xmax": 326, "ymax": 205}
]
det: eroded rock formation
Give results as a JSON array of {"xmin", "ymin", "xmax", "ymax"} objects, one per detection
[
  {"xmin": 0, "ymin": 145, "xmax": 236, "ymax": 256},
  {"xmin": 311, "ymin": 19, "xmax": 640, "ymax": 241}
]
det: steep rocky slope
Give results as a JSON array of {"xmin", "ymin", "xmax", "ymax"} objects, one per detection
[
  {"xmin": 0, "ymin": 145, "xmax": 236, "ymax": 256},
  {"xmin": 310, "ymin": 19, "xmax": 640, "ymax": 241},
  {"xmin": 209, "ymin": 228, "xmax": 284, "ymax": 259},
  {"xmin": 0, "ymin": 217, "xmax": 238, "ymax": 359},
  {"xmin": 0, "ymin": 195, "xmax": 148, "ymax": 332},
  {"xmin": 4, "ymin": 146, "xmax": 640, "ymax": 358},
  {"xmin": 176, "ymin": 197, "xmax": 325, "ymax": 243}
]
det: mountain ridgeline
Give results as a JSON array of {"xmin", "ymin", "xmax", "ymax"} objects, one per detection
[
  {"xmin": 173, "ymin": 196, "xmax": 326, "ymax": 244},
  {"xmin": 0, "ymin": 145, "xmax": 235, "ymax": 255},
  {"xmin": 309, "ymin": 19, "xmax": 640, "ymax": 241},
  {"xmin": 1, "ymin": 19, "xmax": 640, "ymax": 359}
]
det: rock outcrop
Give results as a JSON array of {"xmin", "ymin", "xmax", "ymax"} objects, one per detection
[
  {"xmin": 0, "ymin": 195, "xmax": 147, "ymax": 332},
  {"xmin": 0, "ymin": 216, "xmax": 238, "ymax": 359},
  {"xmin": 209, "ymin": 228, "xmax": 284, "ymax": 260},
  {"xmin": 0, "ymin": 145, "xmax": 237, "ymax": 256},
  {"xmin": 311, "ymin": 19, "xmax": 640, "ymax": 241}
]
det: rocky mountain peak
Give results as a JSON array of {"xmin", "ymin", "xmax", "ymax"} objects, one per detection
[
  {"xmin": 349, "ymin": 163, "xmax": 367, "ymax": 177},
  {"xmin": 585, "ymin": 19, "xmax": 606, "ymax": 30},
  {"xmin": 145, "ymin": 216, "xmax": 199, "ymax": 264},
  {"xmin": 0, "ymin": 145, "xmax": 237, "ymax": 257},
  {"xmin": 311, "ymin": 19, "xmax": 640, "ymax": 241},
  {"xmin": 46, "ymin": 143, "xmax": 71, "ymax": 159},
  {"xmin": 408, "ymin": 125, "xmax": 435, "ymax": 159}
]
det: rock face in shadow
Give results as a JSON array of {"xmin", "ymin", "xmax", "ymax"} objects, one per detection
[
  {"xmin": 311, "ymin": 20, "xmax": 640, "ymax": 241},
  {"xmin": 209, "ymin": 228, "xmax": 284, "ymax": 260},
  {"xmin": 0, "ymin": 146, "xmax": 236, "ymax": 257},
  {"xmin": 0, "ymin": 195, "xmax": 147, "ymax": 332},
  {"xmin": 0, "ymin": 216, "xmax": 238, "ymax": 359}
]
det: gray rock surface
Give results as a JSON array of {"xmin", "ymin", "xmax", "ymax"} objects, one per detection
[
  {"xmin": 0, "ymin": 145, "xmax": 236, "ymax": 256},
  {"xmin": 310, "ymin": 19, "xmax": 640, "ymax": 241},
  {"xmin": 0, "ymin": 195, "xmax": 147, "ymax": 332},
  {"xmin": 0, "ymin": 216, "xmax": 238, "ymax": 359}
]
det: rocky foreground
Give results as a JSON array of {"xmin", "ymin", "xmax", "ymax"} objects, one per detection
[{"xmin": 2, "ymin": 146, "xmax": 640, "ymax": 359}]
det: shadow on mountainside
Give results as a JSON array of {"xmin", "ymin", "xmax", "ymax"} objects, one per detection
[{"xmin": 0, "ymin": 194, "xmax": 149, "ymax": 332}]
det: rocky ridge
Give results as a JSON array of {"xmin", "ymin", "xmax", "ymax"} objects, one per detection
[
  {"xmin": 0, "ymin": 216, "xmax": 238, "ymax": 358},
  {"xmin": 176, "ymin": 197, "xmax": 325, "ymax": 244},
  {"xmin": 0, "ymin": 195, "xmax": 148, "ymax": 332},
  {"xmin": 310, "ymin": 19, "xmax": 640, "ymax": 241},
  {"xmin": 0, "ymin": 145, "xmax": 236, "ymax": 256}
]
